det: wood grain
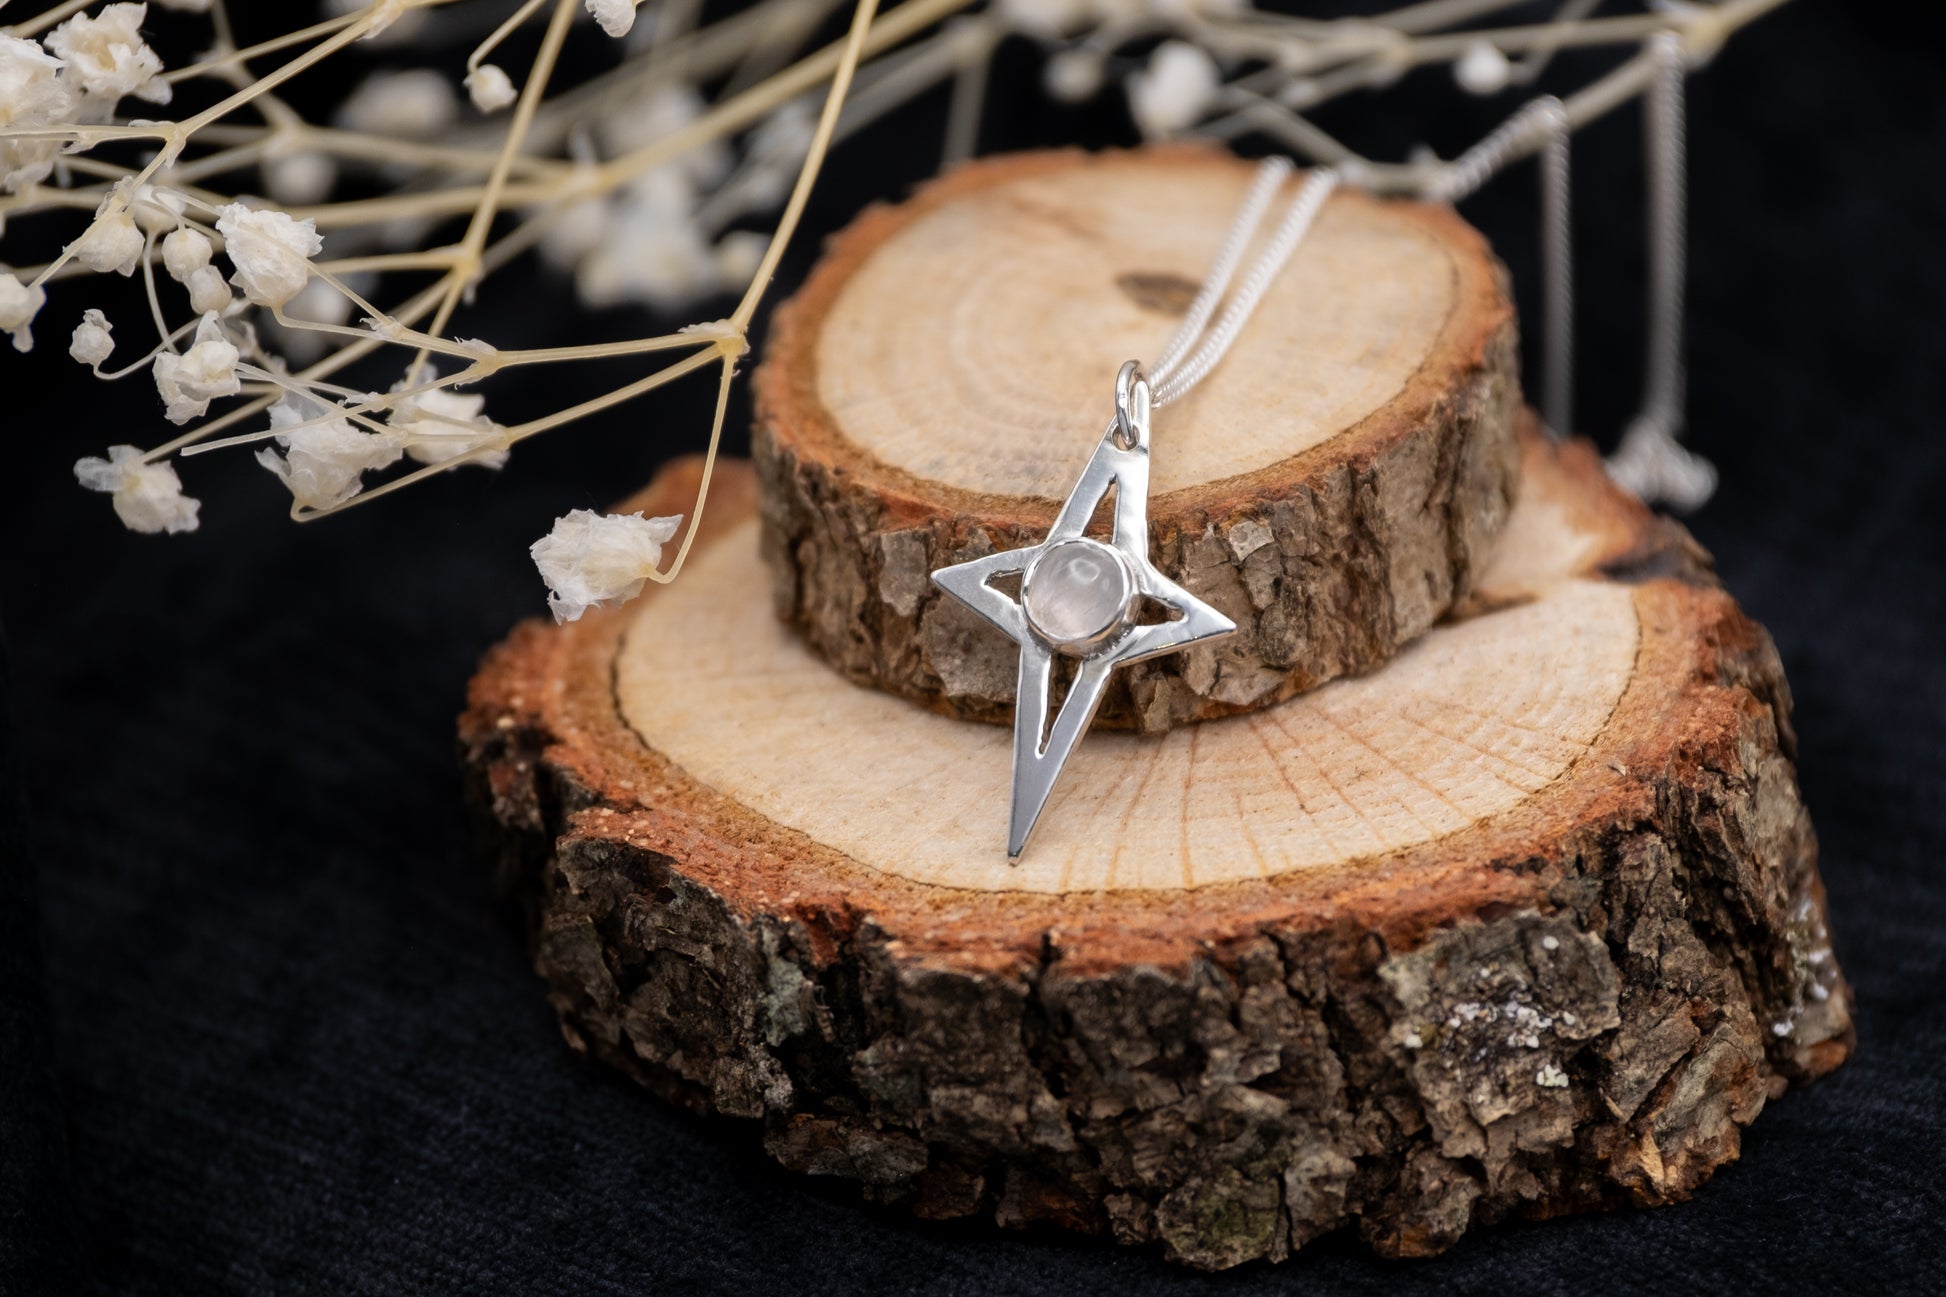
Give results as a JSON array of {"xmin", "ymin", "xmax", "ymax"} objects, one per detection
[
  {"xmin": 463, "ymin": 425, "xmax": 1853, "ymax": 1268},
  {"xmin": 813, "ymin": 156, "xmax": 1458, "ymax": 496},
  {"xmin": 754, "ymin": 147, "xmax": 1521, "ymax": 732},
  {"xmin": 618, "ymin": 528, "xmax": 1634, "ymax": 893}
]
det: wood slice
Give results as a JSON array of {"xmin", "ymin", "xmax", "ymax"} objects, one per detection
[
  {"xmin": 753, "ymin": 146, "xmax": 1521, "ymax": 733},
  {"xmin": 462, "ymin": 425, "xmax": 1852, "ymax": 1269}
]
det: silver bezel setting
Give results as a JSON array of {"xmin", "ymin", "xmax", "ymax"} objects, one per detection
[{"xmin": 1020, "ymin": 537, "xmax": 1137, "ymax": 656}]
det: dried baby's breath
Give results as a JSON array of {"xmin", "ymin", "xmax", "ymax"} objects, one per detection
[
  {"xmin": 532, "ymin": 509, "xmax": 683, "ymax": 622},
  {"xmin": 3, "ymin": 0, "xmax": 1771, "ymax": 618}
]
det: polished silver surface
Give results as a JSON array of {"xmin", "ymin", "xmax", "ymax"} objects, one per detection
[{"xmin": 930, "ymin": 363, "xmax": 1238, "ymax": 861}]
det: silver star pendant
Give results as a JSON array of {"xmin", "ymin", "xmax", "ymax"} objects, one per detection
[{"xmin": 931, "ymin": 362, "xmax": 1238, "ymax": 861}]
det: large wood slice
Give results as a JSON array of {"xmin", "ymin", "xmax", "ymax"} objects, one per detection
[
  {"xmin": 462, "ymin": 426, "xmax": 1852, "ymax": 1269},
  {"xmin": 753, "ymin": 147, "xmax": 1520, "ymax": 732}
]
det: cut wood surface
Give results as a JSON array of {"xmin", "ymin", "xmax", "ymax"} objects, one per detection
[
  {"xmin": 754, "ymin": 147, "xmax": 1521, "ymax": 732},
  {"xmin": 463, "ymin": 428, "xmax": 1852, "ymax": 1269}
]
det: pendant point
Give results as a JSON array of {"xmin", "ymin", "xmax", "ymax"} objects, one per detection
[{"xmin": 1007, "ymin": 824, "xmax": 1033, "ymax": 862}]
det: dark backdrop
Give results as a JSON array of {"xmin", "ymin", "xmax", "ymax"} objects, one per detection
[{"xmin": 4, "ymin": 3, "xmax": 1943, "ymax": 1293}]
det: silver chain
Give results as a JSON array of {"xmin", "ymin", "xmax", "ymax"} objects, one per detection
[{"xmin": 1110, "ymin": 158, "xmax": 1339, "ymax": 447}]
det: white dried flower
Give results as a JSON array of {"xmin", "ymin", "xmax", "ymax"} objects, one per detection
[
  {"xmin": 601, "ymin": 83, "xmax": 728, "ymax": 187},
  {"xmin": 215, "ymin": 203, "xmax": 323, "ymax": 308},
  {"xmin": 994, "ymin": 0, "xmax": 1091, "ymax": 38},
  {"xmin": 128, "ymin": 183, "xmax": 186, "ymax": 235},
  {"xmin": 284, "ymin": 275, "xmax": 354, "ymax": 327},
  {"xmin": 0, "ymin": 35, "xmax": 75, "ymax": 194},
  {"xmin": 531, "ymin": 509, "xmax": 682, "ymax": 622},
  {"xmin": 1127, "ymin": 40, "xmax": 1218, "ymax": 138},
  {"xmin": 571, "ymin": 161, "xmax": 716, "ymax": 310},
  {"xmin": 70, "ymin": 203, "xmax": 145, "ymax": 276},
  {"xmin": 712, "ymin": 230, "xmax": 768, "ymax": 290},
  {"xmin": 1044, "ymin": 48, "xmax": 1104, "ymax": 103},
  {"xmin": 729, "ymin": 103, "xmax": 815, "ymax": 212},
  {"xmin": 749, "ymin": 101, "xmax": 815, "ymax": 168},
  {"xmin": 0, "ymin": 270, "xmax": 46, "ymax": 352},
  {"xmin": 255, "ymin": 394, "xmax": 405, "ymax": 510},
  {"xmin": 0, "ymin": 34, "xmax": 72, "ymax": 119},
  {"xmin": 334, "ymin": 68, "xmax": 458, "ymax": 139},
  {"xmin": 264, "ymin": 276, "xmax": 356, "ymax": 364},
  {"xmin": 74, "ymin": 445, "xmax": 201, "ymax": 534},
  {"xmin": 576, "ymin": 204, "xmax": 714, "ymax": 311},
  {"xmin": 621, "ymin": 165, "xmax": 695, "ymax": 220},
  {"xmin": 391, "ymin": 387, "xmax": 509, "ymax": 468},
  {"xmin": 70, "ymin": 308, "xmax": 114, "ymax": 367},
  {"xmin": 263, "ymin": 149, "xmax": 337, "ymax": 206},
  {"xmin": 538, "ymin": 195, "xmax": 614, "ymax": 273},
  {"xmin": 586, "ymin": 0, "xmax": 638, "ymax": 39},
  {"xmin": 465, "ymin": 63, "xmax": 517, "ymax": 113},
  {"xmin": 1454, "ymin": 40, "xmax": 1512, "ymax": 96},
  {"xmin": 161, "ymin": 227, "xmax": 212, "ymax": 282},
  {"xmin": 46, "ymin": 3, "xmax": 171, "ymax": 106},
  {"xmin": 152, "ymin": 312, "xmax": 240, "ymax": 423},
  {"xmin": 186, "ymin": 263, "xmax": 231, "ymax": 315}
]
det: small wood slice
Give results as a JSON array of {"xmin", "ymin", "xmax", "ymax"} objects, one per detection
[
  {"xmin": 753, "ymin": 146, "xmax": 1521, "ymax": 732},
  {"xmin": 462, "ymin": 426, "xmax": 1852, "ymax": 1269}
]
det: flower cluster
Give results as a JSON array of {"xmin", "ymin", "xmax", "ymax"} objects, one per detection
[
  {"xmin": 3, "ymin": 0, "xmax": 1750, "ymax": 622},
  {"xmin": 10, "ymin": 0, "xmax": 782, "ymax": 567},
  {"xmin": 2, "ymin": 6, "xmax": 174, "ymax": 194}
]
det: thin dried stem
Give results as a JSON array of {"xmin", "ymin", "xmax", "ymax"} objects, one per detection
[{"xmin": 6, "ymin": 0, "xmax": 1789, "ymax": 566}]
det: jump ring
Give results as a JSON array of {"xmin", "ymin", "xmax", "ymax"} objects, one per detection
[{"xmin": 1113, "ymin": 360, "xmax": 1149, "ymax": 450}]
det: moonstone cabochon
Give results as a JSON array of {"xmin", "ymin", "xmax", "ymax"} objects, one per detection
[{"xmin": 1023, "ymin": 538, "xmax": 1134, "ymax": 651}]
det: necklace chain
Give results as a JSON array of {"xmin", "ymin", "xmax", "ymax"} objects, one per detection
[{"xmin": 1144, "ymin": 160, "xmax": 1340, "ymax": 413}]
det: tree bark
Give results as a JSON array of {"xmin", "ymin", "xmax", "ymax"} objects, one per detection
[
  {"xmin": 753, "ymin": 146, "xmax": 1521, "ymax": 732},
  {"xmin": 462, "ymin": 427, "xmax": 1853, "ymax": 1269}
]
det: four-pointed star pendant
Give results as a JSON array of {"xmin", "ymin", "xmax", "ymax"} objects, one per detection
[{"xmin": 930, "ymin": 363, "xmax": 1238, "ymax": 861}]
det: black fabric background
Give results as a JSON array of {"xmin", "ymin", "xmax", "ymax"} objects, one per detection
[{"xmin": 4, "ymin": 4, "xmax": 1944, "ymax": 1293}]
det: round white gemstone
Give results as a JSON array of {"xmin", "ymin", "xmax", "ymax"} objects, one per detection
[{"xmin": 1023, "ymin": 539, "xmax": 1132, "ymax": 651}]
